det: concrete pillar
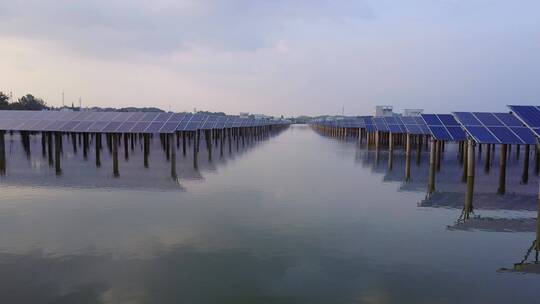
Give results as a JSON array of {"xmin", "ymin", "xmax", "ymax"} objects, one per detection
[
  {"xmin": 0, "ymin": 131, "xmax": 5, "ymax": 175},
  {"xmin": 536, "ymin": 184, "xmax": 540, "ymax": 251},
  {"xmin": 388, "ymin": 132, "xmax": 394, "ymax": 170},
  {"xmin": 95, "ymin": 133, "xmax": 101, "ymax": 168},
  {"xmin": 170, "ymin": 133, "xmax": 177, "ymax": 179},
  {"xmin": 522, "ymin": 145, "xmax": 530, "ymax": 184},
  {"xmin": 464, "ymin": 139, "xmax": 475, "ymax": 217},
  {"xmin": 405, "ymin": 133, "xmax": 411, "ymax": 181},
  {"xmin": 485, "ymin": 143, "xmax": 491, "ymax": 173},
  {"xmin": 435, "ymin": 140, "xmax": 442, "ymax": 171},
  {"xmin": 47, "ymin": 132, "xmax": 54, "ymax": 167},
  {"xmin": 416, "ymin": 135, "xmax": 422, "ymax": 166},
  {"xmin": 143, "ymin": 134, "xmax": 149, "ymax": 168},
  {"xmin": 462, "ymin": 141, "xmax": 468, "ymax": 183},
  {"xmin": 182, "ymin": 131, "xmax": 186, "ymax": 156},
  {"xmin": 112, "ymin": 133, "xmax": 119, "ymax": 177},
  {"xmin": 428, "ymin": 138, "xmax": 437, "ymax": 195},
  {"xmin": 124, "ymin": 133, "xmax": 129, "ymax": 160},
  {"xmin": 42, "ymin": 132, "xmax": 47, "ymax": 157},
  {"xmin": 55, "ymin": 132, "xmax": 62, "ymax": 176},
  {"xmin": 498, "ymin": 144, "xmax": 507, "ymax": 195},
  {"xmin": 193, "ymin": 131, "xmax": 199, "ymax": 170},
  {"xmin": 83, "ymin": 133, "xmax": 88, "ymax": 160}
]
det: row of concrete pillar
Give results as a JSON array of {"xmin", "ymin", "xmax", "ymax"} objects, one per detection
[{"xmin": 0, "ymin": 125, "xmax": 284, "ymax": 179}]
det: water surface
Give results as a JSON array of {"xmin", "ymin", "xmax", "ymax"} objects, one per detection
[{"xmin": 0, "ymin": 125, "xmax": 539, "ymax": 303}]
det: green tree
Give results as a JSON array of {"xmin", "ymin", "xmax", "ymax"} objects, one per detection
[
  {"xmin": 0, "ymin": 92, "xmax": 9, "ymax": 110},
  {"xmin": 11, "ymin": 94, "xmax": 48, "ymax": 110}
]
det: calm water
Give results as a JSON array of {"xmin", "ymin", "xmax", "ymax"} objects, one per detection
[{"xmin": 0, "ymin": 125, "xmax": 539, "ymax": 303}]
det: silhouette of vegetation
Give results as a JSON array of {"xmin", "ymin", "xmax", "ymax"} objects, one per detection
[
  {"xmin": 0, "ymin": 92, "xmax": 9, "ymax": 110},
  {"xmin": 0, "ymin": 92, "xmax": 48, "ymax": 110}
]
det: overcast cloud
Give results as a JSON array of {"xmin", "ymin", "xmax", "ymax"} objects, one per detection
[{"xmin": 0, "ymin": 0, "xmax": 539, "ymax": 116}]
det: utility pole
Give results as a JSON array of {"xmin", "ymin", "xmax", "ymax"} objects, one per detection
[
  {"xmin": 62, "ymin": 91, "xmax": 65, "ymax": 107},
  {"xmin": 79, "ymin": 97, "xmax": 82, "ymax": 109}
]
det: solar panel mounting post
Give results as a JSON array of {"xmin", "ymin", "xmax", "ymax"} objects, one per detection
[
  {"xmin": 112, "ymin": 133, "xmax": 119, "ymax": 177},
  {"xmin": 405, "ymin": 133, "xmax": 411, "ymax": 181},
  {"xmin": 170, "ymin": 133, "xmax": 177, "ymax": 179},
  {"xmin": 388, "ymin": 132, "xmax": 394, "ymax": 170},
  {"xmin": 428, "ymin": 138, "xmax": 437, "ymax": 195},
  {"xmin": 498, "ymin": 144, "xmax": 507, "ymax": 195},
  {"xmin": 484, "ymin": 144, "xmax": 491, "ymax": 173},
  {"xmin": 464, "ymin": 139, "xmax": 475, "ymax": 218},
  {"xmin": 522, "ymin": 145, "xmax": 530, "ymax": 184},
  {"xmin": 0, "ymin": 131, "xmax": 5, "ymax": 175},
  {"xmin": 55, "ymin": 132, "xmax": 62, "ymax": 176},
  {"xmin": 95, "ymin": 133, "xmax": 101, "ymax": 168}
]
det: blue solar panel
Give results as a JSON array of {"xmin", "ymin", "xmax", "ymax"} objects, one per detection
[
  {"xmin": 146, "ymin": 122, "xmax": 164, "ymax": 133},
  {"xmin": 474, "ymin": 112, "xmax": 503, "ymax": 126},
  {"xmin": 430, "ymin": 126, "xmax": 452, "ymax": 140},
  {"xmin": 511, "ymin": 127, "xmax": 536, "ymax": 144},
  {"xmin": 454, "ymin": 111, "xmax": 535, "ymax": 144},
  {"xmin": 159, "ymin": 122, "xmax": 179, "ymax": 133},
  {"xmin": 487, "ymin": 126, "xmax": 521, "ymax": 143},
  {"xmin": 446, "ymin": 126, "xmax": 467, "ymax": 141},
  {"xmin": 438, "ymin": 114, "xmax": 460, "ymax": 126},
  {"xmin": 116, "ymin": 121, "xmax": 136, "ymax": 132},
  {"xmin": 494, "ymin": 113, "xmax": 522, "ymax": 127},
  {"xmin": 60, "ymin": 120, "xmax": 81, "ymax": 132},
  {"xmin": 508, "ymin": 105, "xmax": 540, "ymax": 128},
  {"xmin": 73, "ymin": 121, "xmax": 94, "ymax": 132},
  {"xmin": 453, "ymin": 112, "xmax": 481, "ymax": 126},
  {"xmin": 422, "ymin": 114, "xmax": 442, "ymax": 126},
  {"xmin": 373, "ymin": 118, "xmax": 389, "ymax": 132},
  {"xmin": 102, "ymin": 121, "xmax": 122, "ymax": 132},
  {"xmin": 86, "ymin": 121, "xmax": 108, "ymax": 132},
  {"xmin": 466, "ymin": 126, "xmax": 498, "ymax": 143},
  {"xmin": 422, "ymin": 114, "xmax": 466, "ymax": 141},
  {"xmin": 131, "ymin": 122, "xmax": 151, "ymax": 133}
]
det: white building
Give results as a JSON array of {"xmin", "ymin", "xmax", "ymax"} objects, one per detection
[
  {"xmin": 375, "ymin": 106, "xmax": 394, "ymax": 117},
  {"xmin": 403, "ymin": 109, "xmax": 424, "ymax": 116}
]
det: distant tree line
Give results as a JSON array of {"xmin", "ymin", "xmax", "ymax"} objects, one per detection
[{"xmin": 0, "ymin": 91, "xmax": 48, "ymax": 111}]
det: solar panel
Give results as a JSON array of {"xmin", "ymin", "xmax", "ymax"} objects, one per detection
[
  {"xmin": 421, "ymin": 114, "xmax": 466, "ymax": 141},
  {"xmin": 399, "ymin": 116, "xmax": 430, "ymax": 135},
  {"xmin": 453, "ymin": 112, "xmax": 535, "ymax": 144},
  {"xmin": 116, "ymin": 121, "xmax": 137, "ymax": 132},
  {"xmin": 373, "ymin": 117, "xmax": 389, "ymax": 132},
  {"xmin": 146, "ymin": 122, "xmax": 165, "ymax": 133},
  {"xmin": 74, "ymin": 121, "xmax": 95, "ymax": 132},
  {"xmin": 508, "ymin": 106, "xmax": 540, "ymax": 128},
  {"xmin": 159, "ymin": 122, "xmax": 180, "ymax": 133}
]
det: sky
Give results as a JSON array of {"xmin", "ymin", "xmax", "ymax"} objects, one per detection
[{"xmin": 0, "ymin": 0, "xmax": 539, "ymax": 117}]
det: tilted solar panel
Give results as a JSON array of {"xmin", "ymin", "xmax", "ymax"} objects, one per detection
[{"xmin": 453, "ymin": 111, "xmax": 535, "ymax": 144}]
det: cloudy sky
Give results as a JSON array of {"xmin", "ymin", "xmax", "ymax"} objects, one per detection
[{"xmin": 0, "ymin": 0, "xmax": 539, "ymax": 116}]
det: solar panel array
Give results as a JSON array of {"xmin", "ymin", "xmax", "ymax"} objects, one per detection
[
  {"xmin": 421, "ymin": 114, "xmax": 467, "ymax": 141},
  {"xmin": 508, "ymin": 105, "xmax": 540, "ymax": 138},
  {"xmin": 0, "ymin": 110, "xmax": 288, "ymax": 133},
  {"xmin": 310, "ymin": 115, "xmax": 430, "ymax": 135},
  {"xmin": 453, "ymin": 112, "xmax": 535, "ymax": 144}
]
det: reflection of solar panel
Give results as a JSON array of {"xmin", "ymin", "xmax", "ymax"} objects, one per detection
[
  {"xmin": 421, "ymin": 114, "xmax": 467, "ymax": 141},
  {"xmin": 453, "ymin": 112, "xmax": 535, "ymax": 144},
  {"xmin": 508, "ymin": 105, "xmax": 540, "ymax": 138}
]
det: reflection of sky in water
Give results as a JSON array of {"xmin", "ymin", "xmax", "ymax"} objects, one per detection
[{"xmin": 0, "ymin": 125, "xmax": 539, "ymax": 303}]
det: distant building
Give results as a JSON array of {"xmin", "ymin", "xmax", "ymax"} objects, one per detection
[
  {"xmin": 403, "ymin": 109, "xmax": 423, "ymax": 116},
  {"xmin": 375, "ymin": 106, "xmax": 393, "ymax": 117},
  {"xmin": 239, "ymin": 112, "xmax": 250, "ymax": 117}
]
